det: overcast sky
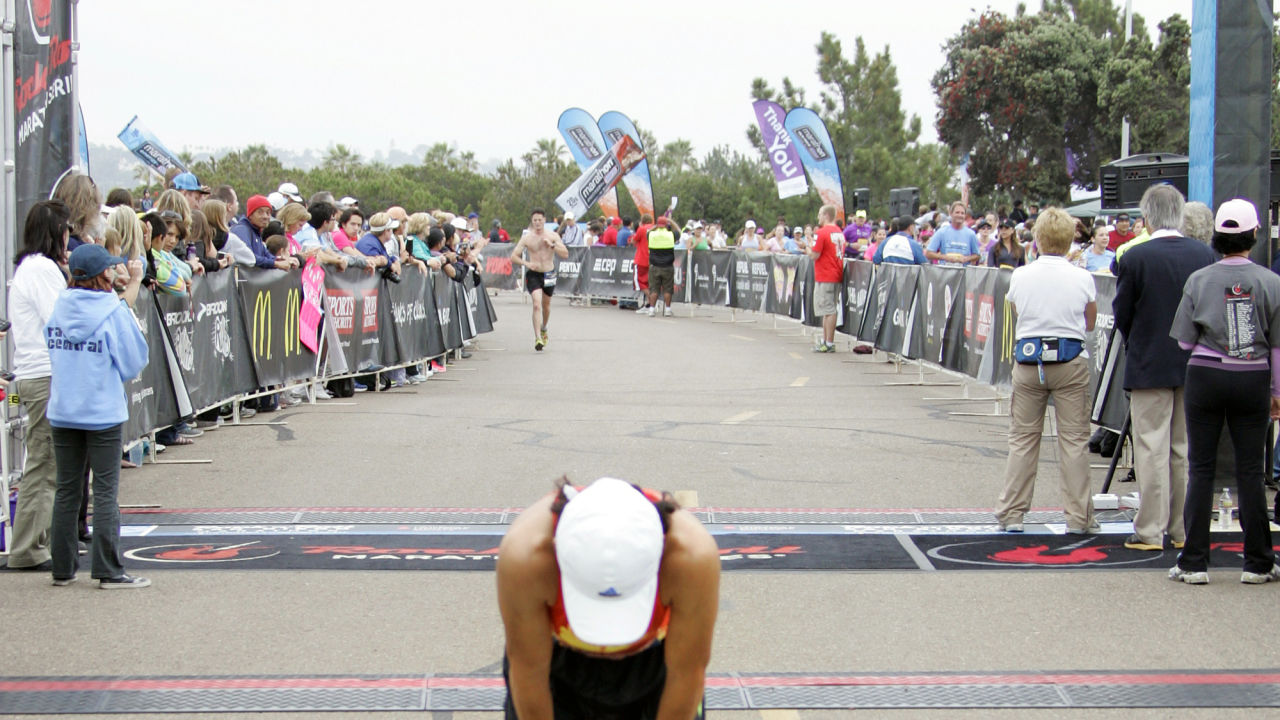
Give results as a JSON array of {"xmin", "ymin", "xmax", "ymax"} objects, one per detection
[{"xmin": 77, "ymin": 0, "xmax": 1192, "ymax": 166}]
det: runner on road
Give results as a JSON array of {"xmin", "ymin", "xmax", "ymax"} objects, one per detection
[
  {"xmin": 510, "ymin": 208, "xmax": 568, "ymax": 351},
  {"xmin": 497, "ymin": 477, "xmax": 720, "ymax": 719}
]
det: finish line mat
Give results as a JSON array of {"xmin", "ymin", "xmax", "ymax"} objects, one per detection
[
  {"xmin": 85, "ymin": 530, "xmax": 1259, "ymax": 572},
  {"xmin": 2, "ymin": 669, "xmax": 1279, "ymax": 713}
]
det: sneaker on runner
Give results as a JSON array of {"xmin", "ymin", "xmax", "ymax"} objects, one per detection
[
  {"xmin": 1241, "ymin": 564, "xmax": 1280, "ymax": 584},
  {"xmin": 663, "ymin": 307, "xmax": 674, "ymax": 317},
  {"xmin": 535, "ymin": 339, "xmax": 545, "ymax": 351},
  {"xmin": 646, "ymin": 307, "xmax": 655, "ymax": 317},
  {"xmin": 1168, "ymin": 566, "xmax": 1209, "ymax": 585}
]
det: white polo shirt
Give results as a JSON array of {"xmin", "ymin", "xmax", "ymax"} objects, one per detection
[{"xmin": 1007, "ymin": 254, "xmax": 1096, "ymax": 344}]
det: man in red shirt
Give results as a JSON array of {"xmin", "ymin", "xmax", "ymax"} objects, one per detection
[
  {"xmin": 808, "ymin": 204, "xmax": 844, "ymax": 353},
  {"xmin": 631, "ymin": 214, "xmax": 653, "ymax": 312},
  {"xmin": 1107, "ymin": 212, "xmax": 1136, "ymax": 251},
  {"xmin": 601, "ymin": 216, "xmax": 620, "ymax": 246}
]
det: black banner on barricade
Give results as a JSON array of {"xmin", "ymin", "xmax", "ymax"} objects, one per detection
[
  {"xmin": 435, "ymin": 274, "xmax": 464, "ymax": 351},
  {"xmin": 453, "ymin": 279, "xmax": 477, "ymax": 341},
  {"xmin": 192, "ymin": 271, "xmax": 257, "ymax": 407},
  {"xmin": 580, "ymin": 246, "xmax": 637, "ymax": 298},
  {"xmin": 959, "ymin": 269, "xmax": 999, "ymax": 378},
  {"xmin": 1089, "ymin": 275, "xmax": 1128, "ymax": 432},
  {"xmin": 478, "ymin": 244, "xmax": 521, "ymax": 291},
  {"xmin": 768, "ymin": 253, "xmax": 803, "ymax": 318},
  {"xmin": 383, "ymin": 268, "xmax": 435, "ymax": 365},
  {"xmin": 323, "ymin": 268, "xmax": 384, "ymax": 372},
  {"xmin": 843, "ymin": 260, "xmax": 876, "ymax": 338},
  {"xmin": 970, "ymin": 268, "xmax": 1015, "ymax": 387},
  {"xmin": 237, "ymin": 269, "xmax": 316, "ymax": 386},
  {"xmin": 123, "ymin": 291, "xmax": 179, "ymax": 443},
  {"xmin": 467, "ymin": 277, "xmax": 497, "ymax": 334},
  {"xmin": 553, "ymin": 246, "xmax": 590, "ymax": 295},
  {"xmin": 860, "ymin": 263, "xmax": 890, "ymax": 343},
  {"xmin": 13, "ymin": 0, "xmax": 75, "ymax": 234},
  {"xmin": 916, "ymin": 265, "xmax": 965, "ymax": 366},
  {"xmin": 687, "ymin": 251, "xmax": 731, "ymax": 306},
  {"xmin": 728, "ymin": 251, "xmax": 772, "ymax": 312},
  {"xmin": 875, "ymin": 264, "xmax": 920, "ymax": 356},
  {"xmin": 788, "ymin": 257, "xmax": 810, "ymax": 322}
]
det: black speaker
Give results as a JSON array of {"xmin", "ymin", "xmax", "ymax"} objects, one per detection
[
  {"xmin": 889, "ymin": 187, "xmax": 919, "ymax": 220},
  {"xmin": 851, "ymin": 188, "xmax": 870, "ymax": 212},
  {"xmin": 1100, "ymin": 153, "xmax": 1189, "ymax": 210}
]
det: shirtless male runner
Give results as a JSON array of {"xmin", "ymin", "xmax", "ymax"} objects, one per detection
[
  {"xmin": 510, "ymin": 208, "xmax": 569, "ymax": 351},
  {"xmin": 497, "ymin": 477, "xmax": 720, "ymax": 720}
]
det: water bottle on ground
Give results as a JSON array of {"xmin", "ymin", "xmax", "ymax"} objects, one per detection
[{"xmin": 1217, "ymin": 488, "xmax": 1234, "ymax": 530}]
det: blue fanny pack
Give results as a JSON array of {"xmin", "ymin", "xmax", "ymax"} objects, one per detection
[{"xmin": 1016, "ymin": 337, "xmax": 1083, "ymax": 383}]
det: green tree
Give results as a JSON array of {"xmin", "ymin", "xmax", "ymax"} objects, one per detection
[
  {"xmin": 1098, "ymin": 14, "xmax": 1191, "ymax": 156},
  {"xmin": 753, "ymin": 32, "xmax": 958, "ymax": 220},
  {"xmin": 933, "ymin": 10, "xmax": 1112, "ymax": 200},
  {"xmin": 323, "ymin": 144, "xmax": 362, "ymax": 177}
]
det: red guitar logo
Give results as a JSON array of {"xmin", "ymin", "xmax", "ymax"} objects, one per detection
[{"xmin": 124, "ymin": 541, "xmax": 279, "ymax": 564}]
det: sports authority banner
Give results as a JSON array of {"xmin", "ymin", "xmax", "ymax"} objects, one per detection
[
  {"xmin": 238, "ymin": 269, "xmax": 317, "ymax": 386},
  {"xmin": 557, "ymin": 108, "xmax": 621, "ymax": 220},
  {"xmin": 752, "ymin": 100, "xmax": 808, "ymax": 199},
  {"xmin": 596, "ymin": 111, "xmax": 656, "ymax": 219},
  {"xmin": 688, "ymin": 250, "xmax": 732, "ymax": 306},
  {"xmin": 323, "ymin": 267, "xmax": 384, "ymax": 371},
  {"xmin": 117, "ymin": 115, "xmax": 187, "ymax": 177},
  {"xmin": 478, "ymin": 244, "xmax": 520, "ymax": 291},
  {"xmin": 783, "ymin": 108, "xmax": 845, "ymax": 222},
  {"xmin": 12, "ymin": 0, "xmax": 76, "ymax": 234},
  {"xmin": 554, "ymin": 134, "xmax": 645, "ymax": 219}
]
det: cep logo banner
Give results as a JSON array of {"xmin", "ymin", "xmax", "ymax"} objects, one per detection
[
  {"xmin": 558, "ymin": 108, "xmax": 620, "ymax": 220},
  {"xmin": 783, "ymin": 108, "xmax": 845, "ymax": 222}
]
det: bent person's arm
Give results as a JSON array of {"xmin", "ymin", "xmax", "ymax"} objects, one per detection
[
  {"xmin": 656, "ymin": 516, "xmax": 721, "ymax": 720},
  {"xmin": 496, "ymin": 534, "xmax": 554, "ymax": 720}
]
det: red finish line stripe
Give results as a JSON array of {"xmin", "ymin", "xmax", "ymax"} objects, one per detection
[{"xmin": 3, "ymin": 672, "xmax": 1278, "ymax": 693}]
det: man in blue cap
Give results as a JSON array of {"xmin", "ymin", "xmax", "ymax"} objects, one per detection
[{"xmin": 172, "ymin": 172, "xmax": 210, "ymax": 211}]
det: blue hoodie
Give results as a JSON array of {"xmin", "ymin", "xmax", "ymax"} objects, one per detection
[{"xmin": 44, "ymin": 288, "xmax": 149, "ymax": 430}]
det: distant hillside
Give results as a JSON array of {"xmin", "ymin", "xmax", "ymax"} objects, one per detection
[{"xmin": 88, "ymin": 142, "xmax": 505, "ymax": 192}]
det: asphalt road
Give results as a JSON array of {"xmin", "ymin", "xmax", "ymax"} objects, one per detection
[{"xmin": 2, "ymin": 292, "xmax": 1277, "ymax": 719}]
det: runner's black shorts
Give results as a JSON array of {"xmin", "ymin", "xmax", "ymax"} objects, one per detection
[
  {"xmin": 525, "ymin": 269, "xmax": 555, "ymax": 296},
  {"xmin": 503, "ymin": 641, "xmax": 705, "ymax": 719}
]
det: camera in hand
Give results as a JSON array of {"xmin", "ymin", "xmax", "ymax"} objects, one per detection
[{"xmin": 381, "ymin": 265, "xmax": 401, "ymax": 284}]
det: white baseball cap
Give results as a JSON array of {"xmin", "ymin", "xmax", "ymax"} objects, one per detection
[
  {"xmin": 278, "ymin": 182, "xmax": 303, "ymax": 202},
  {"xmin": 554, "ymin": 478, "xmax": 664, "ymax": 646},
  {"xmin": 1214, "ymin": 198, "xmax": 1259, "ymax": 233},
  {"xmin": 266, "ymin": 192, "xmax": 287, "ymax": 211}
]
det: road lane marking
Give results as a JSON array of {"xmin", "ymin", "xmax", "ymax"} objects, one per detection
[
  {"xmin": 790, "ymin": 376, "xmax": 809, "ymax": 387},
  {"xmin": 789, "ymin": 352, "xmax": 802, "ymax": 360},
  {"xmin": 721, "ymin": 410, "xmax": 760, "ymax": 425},
  {"xmin": 729, "ymin": 334, "xmax": 755, "ymax": 342}
]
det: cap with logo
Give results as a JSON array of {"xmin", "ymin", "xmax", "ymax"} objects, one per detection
[
  {"xmin": 554, "ymin": 477, "xmax": 664, "ymax": 646},
  {"xmin": 1215, "ymin": 198, "xmax": 1259, "ymax": 233},
  {"xmin": 68, "ymin": 244, "xmax": 126, "ymax": 280}
]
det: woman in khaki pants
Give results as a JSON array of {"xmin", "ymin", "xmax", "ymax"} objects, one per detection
[{"xmin": 995, "ymin": 208, "xmax": 1098, "ymax": 534}]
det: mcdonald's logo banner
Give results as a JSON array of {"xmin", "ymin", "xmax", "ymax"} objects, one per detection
[{"xmin": 237, "ymin": 269, "xmax": 317, "ymax": 387}]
